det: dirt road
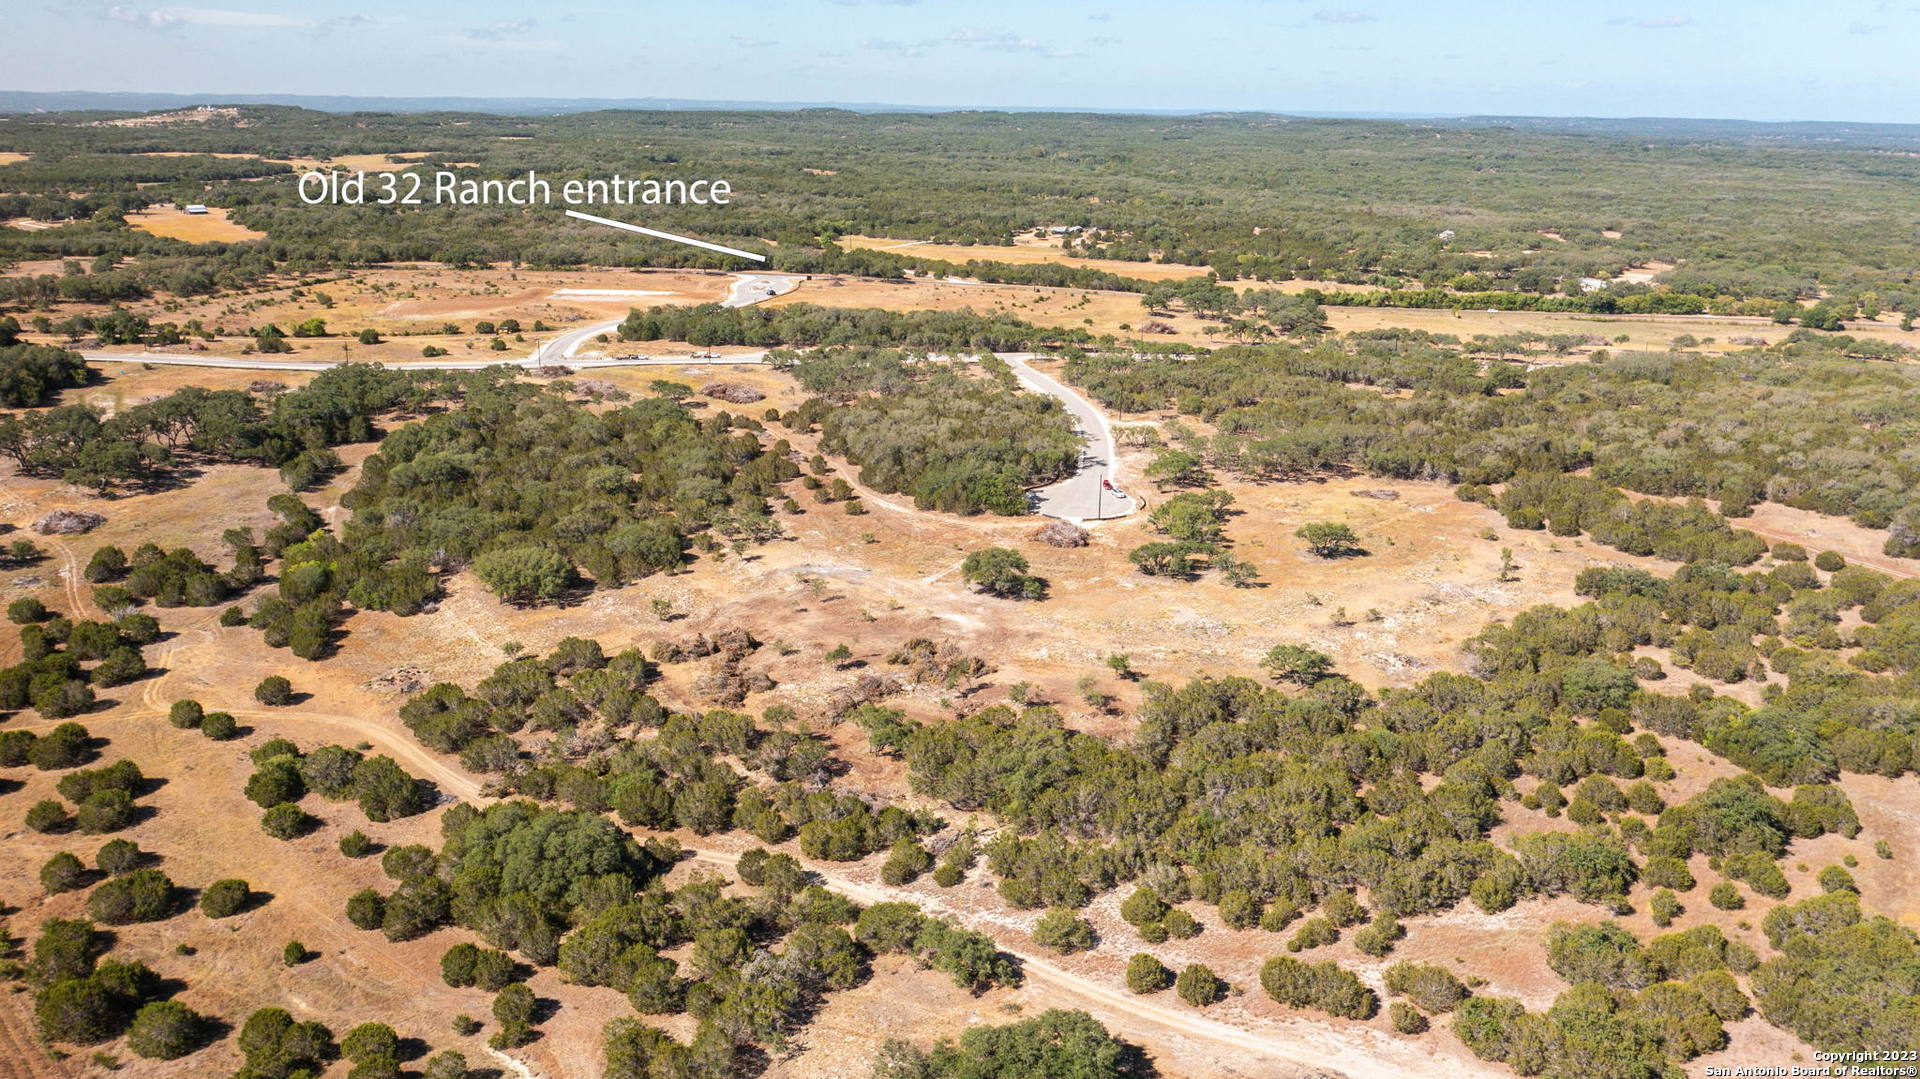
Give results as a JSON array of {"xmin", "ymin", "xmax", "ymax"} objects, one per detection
[
  {"xmin": 44, "ymin": 597, "xmax": 1461, "ymax": 1079},
  {"xmin": 679, "ymin": 847, "xmax": 1498, "ymax": 1079}
]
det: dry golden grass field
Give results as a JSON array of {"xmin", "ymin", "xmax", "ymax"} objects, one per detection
[
  {"xmin": 840, "ymin": 234, "xmax": 1378, "ymax": 294},
  {"xmin": 123, "ymin": 205, "xmax": 266, "ymax": 244}
]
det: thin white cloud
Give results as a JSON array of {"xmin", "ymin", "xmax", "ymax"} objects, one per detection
[
  {"xmin": 945, "ymin": 27, "xmax": 1045, "ymax": 52},
  {"xmin": 864, "ymin": 26, "xmax": 1075, "ymax": 59},
  {"xmin": 860, "ymin": 37, "xmax": 926, "ymax": 57},
  {"xmin": 1847, "ymin": 20, "xmax": 1887, "ymax": 33},
  {"xmin": 731, "ymin": 34, "xmax": 777, "ymax": 48},
  {"xmin": 161, "ymin": 6, "xmax": 308, "ymax": 26},
  {"xmin": 464, "ymin": 17, "xmax": 536, "ymax": 41},
  {"xmin": 101, "ymin": 4, "xmax": 312, "ymax": 28},
  {"xmin": 1608, "ymin": 15, "xmax": 1695, "ymax": 28},
  {"xmin": 314, "ymin": 13, "xmax": 377, "ymax": 33},
  {"xmin": 103, "ymin": 4, "xmax": 173, "ymax": 27},
  {"xmin": 1313, "ymin": 9, "xmax": 1377, "ymax": 23}
]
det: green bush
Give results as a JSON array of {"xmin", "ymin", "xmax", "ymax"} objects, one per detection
[
  {"xmin": 260, "ymin": 802, "xmax": 315, "ymax": 840},
  {"xmin": 1125, "ymin": 953, "xmax": 1172, "ymax": 994},
  {"xmin": 126, "ymin": 999, "xmax": 210, "ymax": 1060},
  {"xmin": 346, "ymin": 889, "xmax": 385, "ymax": 930},
  {"xmin": 960, "ymin": 547, "xmax": 1046, "ymax": 599},
  {"xmin": 1353, "ymin": 915, "xmax": 1404, "ymax": 958},
  {"xmin": 1174, "ymin": 963, "xmax": 1224, "ymax": 1007},
  {"xmin": 28, "ymin": 722, "xmax": 92, "ymax": 768},
  {"xmin": 1261, "ymin": 955, "xmax": 1378, "ymax": 1019},
  {"xmin": 880, "ymin": 838, "xmax": 933, "ymax": 885},
  {"xmin": 40, "ymin": 851, "xmax": 89, "ymax": 893},
  {"xmin": 254, "ymin": 675, "xmax": 293, "ymax": 705},
  {"xmin": 1383, "ymin": 962, "xmax": 1467, "ymax": 1012},
  {"xmin": 1287, "ymin": 916, "xmax": 1338, "ymax": 952},
  {"xmin": 341, "ymin": 1020, "xmax": 400, "ymax": 1062},
  {"xmin": 866, "ymin": 1009, "xmax": 1136, "ymax": 1079},
  {"xmin": 234, "ymin": 1008, "xmax": 334, "ymax": 1077},
  {"xmin": 8, "ymin": 597, "xmax": 48, "ymax": 623},
  {"xmin": 1817, "ymin": 865, "xmax": 1858, "ymax": 894},
  {"xmin": 33, "ymin": 977, "xmax": 123, "ymax": 1046},
  {"xmin": 75, "ymin": 790, "xmax": 135, "ymax": 834},
  {"xmin": 26, "ymin": 798, "xmax": 72, "ymax": 833},
  {"xmin": 1650, "ymin": 889, "xmax": 1682, "ymax": 927},
  {"xmin": 1120, "ymin": 887, "xmax": 1169, "ymax": 927},
  {"xmin": 95, "ymin": 838, "xmax": 141, "ymax": 876},
  {"xmin": 88, "ymin": 868, "xmax": 175, "ymax": 924},
  {"xmin": 1162, "ymin": 908, "xmax": 1200, "ymax": 940},
  {"xmin": 199, "ymin": 878, "xmax": 251, "ymax": 918},
  {"xmin": 1031, "ymin": 909, "xmax": 1096, "ymax": 955},
  {"xmin": 84, "ymin": 547, "xmax": 127, "ymax": 583},
  {"xmin": 423, "ymin": 1050, "xmax": 468, "ymax": 1079}
]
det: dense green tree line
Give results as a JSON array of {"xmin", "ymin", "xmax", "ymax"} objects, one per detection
[
  {"xmin": 1066, "ymin": 336, "xmax": 1920, "ymax": 555},
  {"xmin": 337, "ymin": 794, "xmax": 1010, "ymax": 1069},
  {"xmin": 2, "ymin": 599, "xmax": 159, "ymax": 719},
  {"xmin": 1475, "ymin": 552, "xmax": 1920, "ymax": 788},
  {"xmin": 786, "ymin": 357, "xmax": 1080, "ymax": 516},
  {"xmin": 1303, "ymin": 285, "xmax": 1718, "ymax": 316},
  {"xmin": 398, "ymin": 642, "xmax": 936, "ymax": 857},
  {"xmin": 0, "ymin": 342, "xmax": 90, "ymax": 406},
  {"xmin": 619, "ymin": 301, "xmax": 1091, "ymax": 351},
  {"xmin": 226, "ymin": 378, "xmax": 793, "ymax": 659},
  {"xmin": 338, "ymin": 380, "xmax": 788, "ymax": 598},
  {"xmin": 871, "ymin": 1009, "xmax": 1144, "ymax": 1079},
  {"xmin": 1, "ymin": 364, "xmax": 448, "ymax": 493}
]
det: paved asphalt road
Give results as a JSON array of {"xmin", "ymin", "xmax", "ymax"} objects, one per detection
[
  {"xmin": 77, "ymin": 273, "xmax": 1137, "ymax": 524},
  {"xmin": 722, "ymin": 273, "xmax": 802, "ymax": 308},
  {"xmin": 531, "ymin": 271, "xmax": 801, "ymax": 365},
  {"xmin": 1003, "ymin": 353, "xmax": 1138, "ymax": 522}
]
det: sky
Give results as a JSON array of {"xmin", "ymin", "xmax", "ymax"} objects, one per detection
[{"xmin": 13, "ymin": 0, "xmax": 1920, "ymax": 122}]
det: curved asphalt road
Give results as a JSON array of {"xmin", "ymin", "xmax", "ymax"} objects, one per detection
[
  {"xmin": 1003, "ymin": 353, "xmax": 1137, "ymax": 522},
  {"xmin": 76, "ymin": 272, "xmax": 1134, "ymax": 523},
  {"xmin": 532, "ymin": 271, "xmax": 803, "ymax": 365}
]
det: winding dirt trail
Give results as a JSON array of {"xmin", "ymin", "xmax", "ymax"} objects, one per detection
[
  {"xmin": 60, "ymin": 624, "xmax": 1433, "ymax": 1079},
  {"xmin": 678, "ymin": 849, "xmax": 1494, "ymax": 1079}
]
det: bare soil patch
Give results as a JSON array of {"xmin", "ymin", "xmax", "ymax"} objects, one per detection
[{"xmin": 767, "ymin": 275, "xmax": 1237, "ymax": 346}]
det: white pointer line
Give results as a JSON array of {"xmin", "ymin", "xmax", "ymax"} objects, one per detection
[{"xmin": 563, "ymin": 209, "xmax": 767, "ymax": 262}]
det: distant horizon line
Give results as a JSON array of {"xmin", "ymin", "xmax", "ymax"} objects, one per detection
[{"xmin": 1, "ymin": 89, "xmax": 1916, "ymax": 130}]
